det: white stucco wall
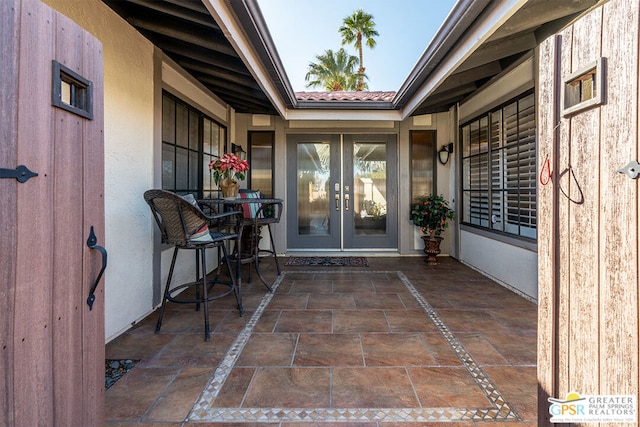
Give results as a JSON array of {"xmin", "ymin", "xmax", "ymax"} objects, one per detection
[
  {"xmin": 460, "ymin": 231, "xmax": 537, "ymax": 301},
  {"xmin": 45, "ymin": 0, "xmax": 157, "ymax": 341}
]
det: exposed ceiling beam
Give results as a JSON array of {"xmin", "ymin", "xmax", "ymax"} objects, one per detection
[
  {"xmin": 196, "ymin": 75, "xmax": 267, "ymax": 98},
  {"xmin": 456, "ymin": 31, "xmax": 537, "ymax": 73},
  {"xmin": 434, "ymin": 61, "xmax": 503, "ymax": 93},
  {"xmin": 158, "ymin": 45, "xmax": 251, "ymax": 77},
  {"xmin": 177, "ymin": 59, "xmax": 260, "ymax": 88},
  {"xmin": 125, "ymin": 0, "xmax": 219, "ymax": 29},
  {"xmin": 127, "ymin": 17, "xmax": 237, "ymax": 57}
]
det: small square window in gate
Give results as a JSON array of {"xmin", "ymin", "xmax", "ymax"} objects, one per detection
[
  {"xmin": 562, "ymin": 58, "xmax": 605, "ymax": 116},
  {"xmin": 51, "ymin": 60, "xmax": 93, "ymax": 119}
]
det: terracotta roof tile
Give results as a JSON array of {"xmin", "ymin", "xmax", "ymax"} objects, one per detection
[{"xmin": 295, "ymin": 91, "xmax": 396, "ymax": 102}]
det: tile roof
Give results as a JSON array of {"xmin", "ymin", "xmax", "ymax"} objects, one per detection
[{"xmin": 295, "ymin": 91, "xmax": 396, "ymax": 102}]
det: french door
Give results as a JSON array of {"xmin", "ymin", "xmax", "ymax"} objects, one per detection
[{"xmin": 286, "ymin": 134, "xmax": 397, "ymax": 250}]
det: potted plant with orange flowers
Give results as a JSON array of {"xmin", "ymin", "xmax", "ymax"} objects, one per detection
[
  {"xmin": 209, "ymin": 153, "xmax": 249, "ymax": 198},
  {"xmin": 410, "ymin": 194, "xmax": 455, "ymax": 264}
]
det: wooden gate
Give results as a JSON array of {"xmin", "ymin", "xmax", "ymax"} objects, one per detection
[
  {"xmin": 0, "ymin": 0, "xmax": 105, "ymax": 425},
  {"xmin": 537, "ymin": 0, "xmax": 639, "ymax": 424}
]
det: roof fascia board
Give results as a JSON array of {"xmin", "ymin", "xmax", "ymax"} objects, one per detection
[
  {"xmin": 284, "ymin": 109, "xmax": 403, "ymax": 122},
  {"xmin": 200, "ymin": 0, "xmax": 289, "ymax": 117},
  {"xmin": 399, "ymin": 0, "xmax": 528, "ymax": 120}
]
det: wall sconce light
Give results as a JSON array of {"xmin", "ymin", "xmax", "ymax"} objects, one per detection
[
  {"xmin": 231, "ymin": 143, "xmax": 247, "ymax": 160},
  {"xmin": 438, "ymin": 143, "xmax": 454, "ymax": 165}
]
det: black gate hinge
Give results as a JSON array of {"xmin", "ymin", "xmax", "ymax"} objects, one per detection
[{"xmin": 0, "ymin": 165, "xmax": 38, "ymax": 183}]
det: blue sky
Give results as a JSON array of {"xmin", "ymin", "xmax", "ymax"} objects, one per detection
[{"xmin": 256, "ymin": 0, "xmax": 458, "ymax": 92}]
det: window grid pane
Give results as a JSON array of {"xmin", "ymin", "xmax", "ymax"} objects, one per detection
[
  {"xmin": 162, "ymin": 92, "xmax": 226, "ymax": 198},
  {"xmin": 461, "ymin": 91, "xmax": 536, "ymax": 239}
]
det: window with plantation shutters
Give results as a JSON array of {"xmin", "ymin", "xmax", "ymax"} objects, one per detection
[{"xmin": 461, "ymin": 91, "xmax": 536, "ymax": 240}]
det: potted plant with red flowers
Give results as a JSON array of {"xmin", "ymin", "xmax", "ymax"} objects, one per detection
[
  {"xmin": 410, "ymin": 194, "xmax": 455, "ymax": 264},
  {"xmin": 209, "ymin": 153, "xmax": 249, "ymax": 198}
]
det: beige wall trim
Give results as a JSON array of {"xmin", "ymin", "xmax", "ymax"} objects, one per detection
[{"xmin": 288, "ymin": 120, "xmax": 396, "ymax": 129}]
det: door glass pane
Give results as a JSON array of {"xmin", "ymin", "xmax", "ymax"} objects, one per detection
[
  {"xmin": 297, "ymin": 142, "xmax": 331, "ymax": 235},
  {"xmin": 353, "ymin": 143, "xmax": 386, "ymax": 235}
]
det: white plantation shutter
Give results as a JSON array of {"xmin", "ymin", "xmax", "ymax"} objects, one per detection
[
  {"xmin": 516, "ymin": 94, "xmax": 537, "ymax": 238},
  {"xmin": 489, "ymin": 110, "xmax": 504, "ymax": 231},
  {"xmin": 461, "ymin": 92, "xmax": 536, "ymax": 239}
]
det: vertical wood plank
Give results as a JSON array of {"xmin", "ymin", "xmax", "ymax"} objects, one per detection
[
  {"xmin": 13, "ymin": 0, "xmax": 56, "ymax": 424},
  {"xmin": 566, "ymin": 6, "xmax": 603, "ymax": 397},
  {"xmin": 81, "ymin": 26, "xmax": 106, "ymax": 427},
  {"xmin": 0, "ymin": 0, "xmax": 20, "ymax": 424},
  {"xmin": 599, "ymin": 0, "xmax": 639, "ymax": 397},
  {"xmin": 555, "ymin": 24, "xmax": 573, "ymax": 401},
  {"xmin": 536, "ymin": 34, "xmax": 558, "ymax": 425},
  {"xmin": 51, "ymin": 11, "xmax": 87, "ymax": 426}
]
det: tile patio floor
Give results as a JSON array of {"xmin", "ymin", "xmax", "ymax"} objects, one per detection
[{"xmin": 105, "ymin": 256, "xmax": 538, "ymax": 426}]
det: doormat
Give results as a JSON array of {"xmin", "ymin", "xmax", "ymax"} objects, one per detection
[
  {"xmin": 105, "ymin": 359, "xmax": 140, "ymax": 390},
  {"xmin": 285, "ymin": 256, "xmax": 368, "ymax": 267}
]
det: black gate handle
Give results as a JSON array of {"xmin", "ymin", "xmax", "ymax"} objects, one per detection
[{"xmin": 86, "ymin": 226, "xmax": 107, "ymax": 311}]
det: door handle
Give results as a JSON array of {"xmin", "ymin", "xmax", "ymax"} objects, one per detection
[
  {"xmin": 86, "ymin": 226, "xmax": 107, "ymax": 311},
  {"xmin": 335, "ymin": 193, "xmax": 340, "ymax": 211},
  {"xmin": 344, "ymin": 194, "xmax": 349, "ymax": 211}
]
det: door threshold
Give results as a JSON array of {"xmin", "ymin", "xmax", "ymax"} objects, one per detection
[{"xmin": 285, "ymin": 249, "xmax": 399, "ymax": 257}]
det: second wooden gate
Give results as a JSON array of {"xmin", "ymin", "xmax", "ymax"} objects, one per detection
[{"xmin": 537, "ymin": 0, "xmax": 639, "ymax": 424}]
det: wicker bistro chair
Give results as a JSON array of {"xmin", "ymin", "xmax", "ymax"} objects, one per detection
[{"xmin": 144, "ymin": 189, "xmax": 243, "ymax": 341}]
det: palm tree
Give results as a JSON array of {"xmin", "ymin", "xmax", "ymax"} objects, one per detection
[
  {"xmin": 339, "ymin": 9, "xmax": 378, "ymax": 91},
  {"xmin": 305, "ymin": 48, "xmax": 366, "ymax": 91}
]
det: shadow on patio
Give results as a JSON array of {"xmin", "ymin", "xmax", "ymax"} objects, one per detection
[{"xmin": 105, "ymin": 256, "xmax": 537, "ymax": 426}]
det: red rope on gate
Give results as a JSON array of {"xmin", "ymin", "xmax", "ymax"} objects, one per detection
[{"xmin": 540, "ymin": 155, "xmax": 552, "ymax": 186}]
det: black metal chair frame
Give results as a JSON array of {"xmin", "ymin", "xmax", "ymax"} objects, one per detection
[
  {"xmin": 144, "ymin": 189, "xmax": 243, "ymax": 341},
  {"xmin": 199, "ymin": 195, "xmax": 283, "ymax": 291}
]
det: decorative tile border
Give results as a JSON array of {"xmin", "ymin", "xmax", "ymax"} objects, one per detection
[{"xmin": 188, "ymin": 271, "xmax": 520, "ymax": 423}]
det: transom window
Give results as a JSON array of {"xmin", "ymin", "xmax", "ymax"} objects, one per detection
[
  {"xmin": 461, "ymin": 91, "xmax": 536, "ymax": 239},
  {"xmin": 162, "ymin": 92, "xmax": 225, "ymax": 198}
]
